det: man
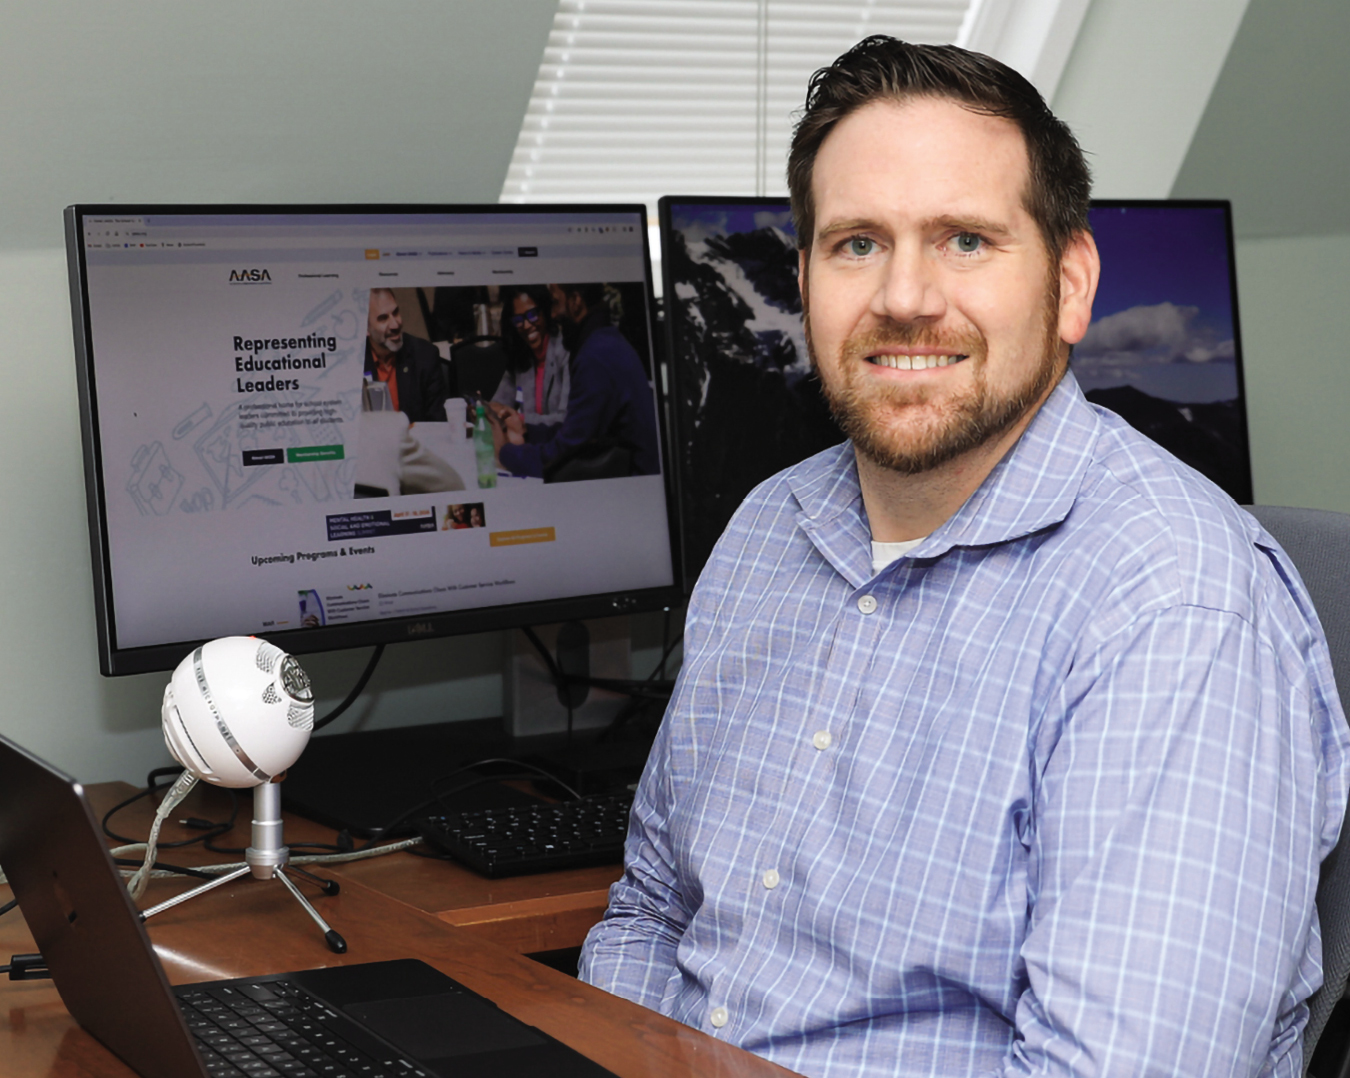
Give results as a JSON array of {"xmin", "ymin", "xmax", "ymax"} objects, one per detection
[
  {"xmin": 580, "ymin": 37, "xmax": 1350, "ymax": 1077},
  {"xmin": 490, "ymin": 282, "xmax": 659, "ymax": 480},
  {"xmin": 364, "ymin": 288, "xmax": 448, "ymax": 423}
]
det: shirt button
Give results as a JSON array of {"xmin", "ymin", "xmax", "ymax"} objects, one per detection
[
  {"xmin": 762, "ymin": 868, "xmax": 780, "ymax": 890},
  {"xmin": 857, "ymin": 594, "xmax": 878, "ymax": 614},
  {"xmin": 812, "ymin": 730, "xmax": 832, "ymax": 751},
  {"xmin": 710, "ymin": 1006, "xmax": 729, "ymax": 1028}
]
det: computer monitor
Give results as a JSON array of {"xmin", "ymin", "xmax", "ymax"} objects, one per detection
[
  {"xmin": 659, "ymin": 196, "xmax": 1252, "ymax": 590},
  {"xmin": 1077, "ymin": 200, "xmax": 1252, "ymax": 505},
  {"xmin": 65, "ymin": 204, "xmax": 680, "ymax": 678}
]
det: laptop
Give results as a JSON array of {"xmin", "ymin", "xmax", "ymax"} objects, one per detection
[{"xmin": 0, "ymin": 733, "xmax": 618, "ymax": 1078}]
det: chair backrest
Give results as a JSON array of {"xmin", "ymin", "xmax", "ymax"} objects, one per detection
[
  {"xmin": 450, "ymin": 336, "xmax": 508, "ymax": 402},
  {"xmin": 1246, "ymin": 504, "xmax": 1350, "ymax": 1076}
]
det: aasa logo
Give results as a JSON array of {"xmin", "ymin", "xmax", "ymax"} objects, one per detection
[{"xmin": 229, "ymin": 268, "xmax": 272, "ymax": 283}]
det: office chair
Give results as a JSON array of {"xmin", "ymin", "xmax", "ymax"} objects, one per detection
[
  {"xmin": 449, "ymin": 336, "xmax": 508, "ymax": 402},
  {"xmin": 1246, "ymin": 505, "xmax": 1350, "ymax": 1078}
]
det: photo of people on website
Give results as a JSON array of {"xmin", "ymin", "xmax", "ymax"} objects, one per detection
[
  {"xmin": 367, "ymin": 282, "xmax": 659, "ymax": 486},
  {"xmin": 442, "ymin": 502, "xmax": 486, "ymax": 530}
]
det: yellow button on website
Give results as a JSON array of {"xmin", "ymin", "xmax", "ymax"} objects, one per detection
[{"xmin": 489, "ymin": 527, "xmax": 557, "ymax": 547}]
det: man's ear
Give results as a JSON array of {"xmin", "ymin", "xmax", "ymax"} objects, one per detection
[
  {"xmin": 1057, "ymin": 230, "xmax": 1100, "ymax": 346},
  {"xmin": 798, "ymin": 248, "xmax": 809, "ymax": 313}
]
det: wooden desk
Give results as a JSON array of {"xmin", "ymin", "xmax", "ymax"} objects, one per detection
[
  {"xmin": 92, "ymin": 781, "xmax": 619, "ymax": 954},
  {"xmin": 0, "ymin": 786, "xmax": 800, "ymax": 1077}
]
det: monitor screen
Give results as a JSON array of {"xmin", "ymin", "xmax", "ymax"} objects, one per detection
[
  {"xmin": 1076, "ymin": 200, "xmax": 1251, "ymax": 504},
  {"xmin": 659, "ymin": 196, "xmax": 1251, "ymax": 590},
  {"xmin": 67, "ymin": 204, "xmax": 680, "ymax": 676},
  {"xmin": 657, "ymin": 197, "xmax": 842, "ymax": 591}
]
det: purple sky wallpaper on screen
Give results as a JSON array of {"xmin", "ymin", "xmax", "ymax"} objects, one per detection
[
  {"xmin": 1075, "ymin": 203, "xmax": 1240, "ymax": 404},
  {"xmin": 1073, "ymin": 202, "xmax": 1250, "ymax": 501}
]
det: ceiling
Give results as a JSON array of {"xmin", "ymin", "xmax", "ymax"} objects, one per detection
[{"xmin": 1170, "ymin": 0, "xmax": 1350, "ymax": 239}]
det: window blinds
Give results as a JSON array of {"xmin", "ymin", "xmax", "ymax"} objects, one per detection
[{"xmin": 500, "ymin": 1, "xmax": 978, "ymax": 208}]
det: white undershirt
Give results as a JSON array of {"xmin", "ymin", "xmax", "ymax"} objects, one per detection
[{"xmin": 871, "ymin": 536, "xmax": 927, "ymax": 574}]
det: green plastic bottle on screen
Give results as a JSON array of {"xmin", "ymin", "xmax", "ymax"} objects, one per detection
[{"xmin": 474, "ymin": 402, "xmax": 497, "ymax": 489}]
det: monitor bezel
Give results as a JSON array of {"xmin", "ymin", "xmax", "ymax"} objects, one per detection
[{"xmin": 66, "ymin": 202, "xmax": 683, "ymax": 677}]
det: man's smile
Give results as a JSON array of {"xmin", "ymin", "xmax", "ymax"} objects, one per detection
[{"xmin": 865, "ymin": 352, "xmax": 969, "ymax": 370}]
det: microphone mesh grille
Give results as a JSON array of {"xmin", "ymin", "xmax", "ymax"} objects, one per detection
[
  {"xmin": 287, "ymin": 703, "xmax": 314, "ymax": 731},
  {"xmin": 255, "ymin": 641, "xmax": 282, "ymax": 675}
]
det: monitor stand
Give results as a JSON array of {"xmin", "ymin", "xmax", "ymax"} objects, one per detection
[
  {"xmin": 282, "ymin": 618, "xmax": 659, "ymax": 838},
  {"xmin": 281, "ymin": 717, "xmax": 538, "ymax": 838},
  {"xmin": 503, "ymin": 617, "xmax": 657, "ymax": 796},
  {"xmin": 502, "ymin": 617, "xmax": 632, "ymax": 738}
]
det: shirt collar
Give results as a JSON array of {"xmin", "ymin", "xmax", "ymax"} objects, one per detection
[{"xmin": 789, "ymin": 372, "xmax": 1100, "ymax": 584}]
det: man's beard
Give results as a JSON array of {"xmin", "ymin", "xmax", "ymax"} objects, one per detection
[
  {"xmin": 806, "ymin": 285, "xmax": 1064, "ymax": 476},
  {"xmin": 379, "ymin": 332, "xmax": 404, "ymax": 354}
]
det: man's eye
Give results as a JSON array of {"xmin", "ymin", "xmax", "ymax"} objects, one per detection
[
  {"xmin": 846, "ymin": 237, "xmax": 876, "ymax": 257},
  {"xmin": 952, "ymin": 233, "xmax": 983, "ymax": 254}
]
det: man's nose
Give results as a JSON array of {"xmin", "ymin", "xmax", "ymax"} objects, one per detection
[{"xmin": 870, "ymin": 242, "xmax": 946, "ymax": 324}]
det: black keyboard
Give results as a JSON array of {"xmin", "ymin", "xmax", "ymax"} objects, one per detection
[
  {"xmin": 177, "ymin": 979, "xmax": 430, "ymax": 1078},
  {"xmin": 415, "ymin": 791, "xmax": 634, "ymax": 878}
]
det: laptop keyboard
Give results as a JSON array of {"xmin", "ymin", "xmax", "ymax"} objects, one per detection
[
  {"xmin": 176, "ymin": 979, "xmax": 432, "ymax": 1078},
  {"xmin": 414, "ymin": 791, "xmax": 633, "ymax": 878}
]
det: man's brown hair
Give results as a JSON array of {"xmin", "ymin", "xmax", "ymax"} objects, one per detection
[{"xmin": 787, "ymin": 36, "xmax": 1091, "ymax": 264}]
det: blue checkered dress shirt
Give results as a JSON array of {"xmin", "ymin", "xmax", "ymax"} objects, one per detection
[{"xmin": 580, "ymin": 374, "xmax": 1350, "ymax": 1077}]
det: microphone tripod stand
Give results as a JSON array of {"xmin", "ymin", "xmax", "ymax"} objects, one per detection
[{"xmin": 138, "ymin": 779, "xmax": 347, "ymax": 953}]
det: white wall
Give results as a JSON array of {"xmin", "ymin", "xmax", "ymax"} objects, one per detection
[
  {"xmin": 0, "ymin": 249, "xmax": 166, "ymax": 781},
  {"xmin": 1236, "ymin": 233, "xmax": 1350, "ymax": 514},
  {"xmin": 0, "ymin": 1, "xmax": 559, "ymax": 782},
  {"xmin": 0, "ymin": 1, "xmax": 558, "ymax": 250},
  {"xmin": 1169, "ymin": 1, "xmax": 1350, "ymax": 240},
  {"xmin": 1050, "ymin": 0, "xmax": 1249, "ymax": 198},
  {"xmin": 1163, "ymin": 1, "xmax": 1350, "ymax": 512}
]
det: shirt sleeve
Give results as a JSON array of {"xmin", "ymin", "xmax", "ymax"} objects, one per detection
[
  {"xmin": 490, "ymin": 369, "xmax": 517, "ymax": 409},
  {"xmin": 499, "ymin": 352, "xmax": 613, "ymax": 478},
  {"xmin": 396, "ymin": 421, "xmax": 466, "ymax": 494},
  {"xmin": 577, "ymin": 571, "xmax": 720, "ymax": 1008},
  {"xmin": 577, "ymin": 700, "xmax": 691, "ymax": 1009},
  {"xmin": 994, "ymin": 603, "xmax": 1347, "ymax": 1077}
]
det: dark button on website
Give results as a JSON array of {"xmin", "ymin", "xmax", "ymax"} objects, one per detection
[{"xmin": 242, "ymin": 448, "xmax": 285, "ymax": 467}]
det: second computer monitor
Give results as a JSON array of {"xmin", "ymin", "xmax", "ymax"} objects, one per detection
[{"xmin": 659, "ymin": 196, "xmax": 1252, "ymax": 591}]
